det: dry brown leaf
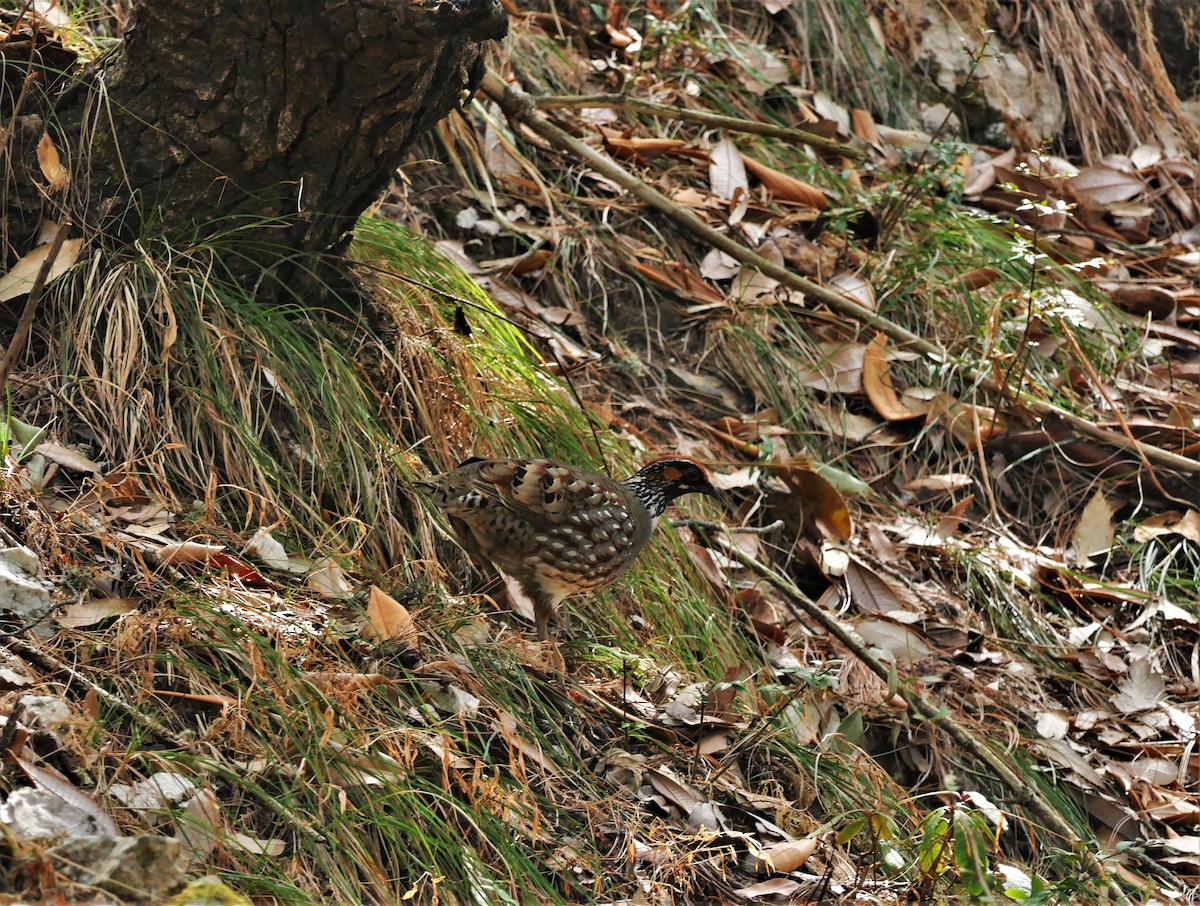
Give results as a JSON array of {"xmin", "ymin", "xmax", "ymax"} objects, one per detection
[
  {"xmin": 928, "ymin": 393, "xmax": 1007, "ymax": 448},
  {"xmin": 935, "ymin": 496, "xmax": 973, "ymax": 539},
  {"xmin": 1072, "ymin": 492, "xmax": 1117, "ymax": 565},
  {"xmin": 805, "ymin": 399, "xmax": 894, "ymax": 444},
  {"xmin": 629, "ymin": 261, "xmax": 726, "ymax": 307},
  {"xmin": 729, "ymin": 239, "xmax": 781, "ymax": 301},
  {"xmin": 850, "ymin": 107, "xmax": 879, "ymax": 144},
  {"xmin": 795, "ymin": 342, "xmax": 865, "ymax": 394},
  {"xmin": 176, "ymin": 789, "xmax": 221, "ymax": 864},
  {"xmin": 902, "ymin": 474, "xmax": 975, "ymax": 494},
  {"xmin": 55, "ymin": 597, "xmax": 139, "ymax": 629},
  {"xmin": 646, "ymin": 767, "xmax": 705, "ymax": 815},
  {"xmin": 855, "ymin": 618, "xmax": 933, "ymax": 664},
  {"xmin": 709, "ymin": 137, "xmax": 749, "ymax": 201},
  {"xmin": 1035, "ymin": 710, "xmax": 1071, "ymax": 740},
  {"xmin": 765, "ymin": 459, "xmax": 854, "ymax": 543},
  {"xmin": 159, "ymin": 541, "xmax": 226, "ymax": 566},
  {"xmin": 941, "ymin": 151, "xmax": 972, "ymax": 192},
  {"xmin": 682, "ymin": 542, "xmax": 730, "ymax": 591},
  {"xmin": 753, "ymin": 837, "xmax": 818, "ymax": 874},
  {"xmin": 0, "ymin": 237, "xmax": 83, "ymax": 303},
  {"xmin": 740, "ymin": 155, "xmax": 829, "ymax": 209},
  {"xmin": 34, "ymin": 440, "xmax": 100, "ymax": 473},
  {"xmin": 603, "ymin": 135, "xmax": 688, "ymax": 161},
  {"xmin": 1133, "ymin": 510, "xmax": 1200, "ymax": 545},
  {"xmin": 957, "ymin": 267, "xmax": 1000, "ymax": 290},
  {"xmin": 363, "ymin": 585, "xmax": 421, "ymax": 648},
  {"xmin": 862, "ymin": 333, "xmax": 924, "ymax": 422},
  {"xmin": 734, "ymin": 878, "xmax": 802, "ymax": 899},
  {"xmin": 226, "ymin": 832, "xmax": 287, "ymax": 856},
  {"xmin": 828, "ymin": 271, "xmax": 876, "ymax": 312},
  {"xmin": 962, "ymin": 157, "xmax": 997, "ymax": 195},
  {"xmin": 1068, "ymin": 166, "xmax": 1145, "ymax": 209},
  {"xmin": 700, "ymin": 247, "xmax": 740, "ymax": 281},
  {"xmin": 482, "ymin": 121, "xmax": 523, "ymax": 178},
  {"xmin": 15, "ymin": 757, "xmax": 122, "ymax": 837},
  {"xmin": 1110, "ymin": 656, "xmax": 1165, "ymax": 714},
  {"xmin": 37, "ymin": 132, "xmax": 69, "ymax": 192},
  {"xmin": 308, "ymin": 558, "xmax": 356, "ymax": 598},
  {"xmin": 843, "ymin": 559, "xmax": 902, "ymax": 616},
  {"xmin": 1108, "ymin": 284, "xmax": 1176, "ymax": 319}
]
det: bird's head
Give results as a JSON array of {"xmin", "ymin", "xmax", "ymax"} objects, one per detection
[{"xmin": 626, "ymin": 457, "xmax": 718, "ymax": 517}]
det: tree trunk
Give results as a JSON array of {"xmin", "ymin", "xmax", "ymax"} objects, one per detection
[{"xmin": 8, "ymin": 0, "xmax": 507, "ymax": 262}]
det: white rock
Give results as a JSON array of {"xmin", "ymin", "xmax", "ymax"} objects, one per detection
[
  {"xmin": 0, "ymin": 546, "xmax": 52, "ymax": 618},
  {"xmin": 0, "ymin": 788, "xmax": 116, "ymax": 840}
]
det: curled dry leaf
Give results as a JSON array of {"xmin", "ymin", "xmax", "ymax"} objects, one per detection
[
  {"xmin": 37, "ymin": 133, "xmax": 69, "ymax": 192},
  {"xmin": 629, "ymin": 260, "xmax": 726, "ymax": 307},
  {"xmin": 862, "ymin": 333, "xmax": 924, "ymax": 422},
  {"xmin": 308, "ymin": 557, "xmax": 355, "ymax": 598},
  {"xmin": 740, "ymin": 155, "xmax": 829, "ymax": 209},
  {"xmin": 226, "ymin": 832, "xmax": 287, "ymax": 856},
  {"xmin": 850, "ymin": 107, "xmax": 879, "ymax": 144},
  {"xmin": 683, "ymin": 542, "xmax": 730, "ymax": 592},
  {"xmin": 843, "ymin": 559, "xmax": 903, "ymax": 616},
  {"xmin": 700, "ymin": 247, "xmax": 741, "ymax": 281},
  {"xmin": 603, "ymin": 134, "xmax": 688, "ymax": 162},
  {"xmin": 1133, "ymin": 510, "xmax": 1200, "ymax": 545},
  {"xmin": 363, "ymin": 585, "xmax": 421, "ymax": 649},
  {"xmin": 734, "ymin": 878, "xmax": 802, "ymax": 899},
  {"xmin": 0, "ymin": 237, "xmax": 83, "ymax": 303},
  {"xmin": 176, "ymin": 789, "xmax": 221, "ymax": 864},
  {"xmin": 957, "ymin": 267, "xmax": 1000, "ymax": 290},
  {"xmin": 730, "ymin": 239, "xmax": 782, "ymax": 301},
  {"xmin": 34, "ymin": 441, "xmax": 99, "ymax": 474},
  {"xmin": 795, "ymin": 342, "xmax": 865, "ymax": 394},
  {"xmin": 159, "ymin": 541, "xmax": 226, "ymax": 566},
  {"xmin": 827, "ymin": 271, "xmax": 876, "ymax": 312},
  {"xmin": 764, "ymin": 458, "xmax": 854, "ymax": 544},
  {"xmin": 928, "ymin": 393, "xmax": 1008, "ymax": 448},
  {"xmin": 753, "ymin": 837, "xmax": 818, "ymax": 874},
  {"xmin": 55, "ymin": 597, "xmax": 138, "ymax": 629}
]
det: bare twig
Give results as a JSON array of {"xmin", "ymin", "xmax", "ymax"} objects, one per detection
[{"xmin": 534, "ymin": 93, "xmax": 867, "ymax": 158}]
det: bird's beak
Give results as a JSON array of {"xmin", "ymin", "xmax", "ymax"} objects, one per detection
[{"xmin": 697, "ymin": 483, "xmax": 720, "ymax": 499}]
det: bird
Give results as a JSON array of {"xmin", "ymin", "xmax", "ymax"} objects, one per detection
[{"xmin": 416, "ymin": 455, "xmax": 718, "ymax": 639}]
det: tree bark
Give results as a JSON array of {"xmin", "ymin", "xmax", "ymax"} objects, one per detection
[{"xmin": 12, "ymin": 0, "xmax": 507, "ymax": 261}]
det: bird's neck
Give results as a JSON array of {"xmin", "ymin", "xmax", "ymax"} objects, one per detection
[{"xmin": 623, "ymin": 474, "xmax": 671, "ymax": 518}]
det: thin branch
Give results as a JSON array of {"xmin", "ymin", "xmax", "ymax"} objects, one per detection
[{"xmin": 534, "ymin": 93, "xmax": 867, "ymax": 158}]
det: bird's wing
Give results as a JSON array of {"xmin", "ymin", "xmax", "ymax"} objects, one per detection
[{"xmin": 457, "ymin": 459, "xmax": 631, "ymax": 528}]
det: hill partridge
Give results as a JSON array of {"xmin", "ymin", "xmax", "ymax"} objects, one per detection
[{"xmin": 416, "ymin": 456, "xmax": 718, "ymax": 639}]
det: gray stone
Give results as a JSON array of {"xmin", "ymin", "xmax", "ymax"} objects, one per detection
[
  {"xmin": 0, "ymin": 788, "xmax": 116, "ymax": 840},
  {"xmin": 17, "ymin": 694, "xmax": 72, "ymax": 729},
  {"xmin": 0, "ymin": 546, "xmax": 52, "ymax": 619},
  {"xmin": 909, "ymin": 1, "xmax": 1064, "ymax": 144},
  {"xmin": 48, "ymin": 835, "xmax": 184, "ymax": 902}
]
